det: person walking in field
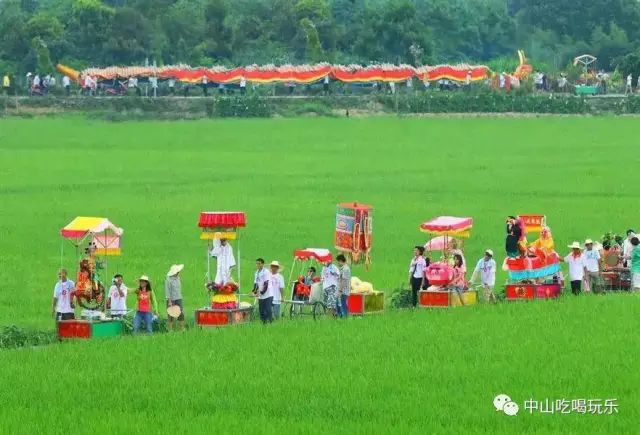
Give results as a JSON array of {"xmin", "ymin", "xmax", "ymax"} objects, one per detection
[
  {"xmin": 52, "ymin": 269, "xmax": 75, "ymax": 321},
  {"xmin": 322, "ymin": 257, "xmax": 340, "ymax": 316},
  {"xmin": 561, "ymin": 242, "xmax": 586, "ymax": 295},
  {"xmin": 253, "ymin": 258, "xmax": 272, "ymax": 323},
  {"xmin": 583, "ymin": 239, "xmax": 602, "ymax": 293},
  {"xmin": 133, "ymin": 276, "xmax": 157, "ymax": 334},
  {"xmin": 268, "ymin": 261, "xmax": 285, "ymax": 320},
  {"xmin": 165, "ymin": 264, "xmax": 185, "ymax": 331},
  {"xmin": 337, "ymin": 254, "xmax": 351, "ymax": 317},
  {"xmin": 408, "ymin": 246, "xmax": 427, "ymax": 308},
  {"xmin": 626, "ymin": 74, "xmax": 633, "ymax": 95},
  {"xmin": 469, "ymin": 249, "xmax": 497, "ymax": 303},
  {"xmin": 108, "ymin": 274, "xmax": 128, "ymax": 318}
]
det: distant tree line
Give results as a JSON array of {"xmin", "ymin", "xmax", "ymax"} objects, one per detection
[{"xmin": 2, "ymin": 0, "xmax": 640, "ymax": 76}]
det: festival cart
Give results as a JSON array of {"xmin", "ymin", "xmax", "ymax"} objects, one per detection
[
  {"xmin": 58, "ymin": 217, "xmax": 124, "ymax": 339},
  {"xmin": 286, "ymin": 248, "xmax": 332, "ymax": 320},
  {"xmin": 418, "ymin": 216, "xmax": 477, "ymax": 307},
  {"xmin": 335, "ymin": 202, "xmax": 373, "ymax": 269},
  {"xmin": 195, "ymin": 212, "xmax": 253, "ymax": 327},
  {"xmin": 503, "ymin": 215, "xmax": 562, "ymax": 301},
  {"xmin": 600, "ymin": 240, "xmax": 631, "ymax": 290}
]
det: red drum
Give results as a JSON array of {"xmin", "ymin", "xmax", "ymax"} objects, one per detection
[{"xmin": 425, "ymin": 262, "xmax": 454, "ymax": 286}]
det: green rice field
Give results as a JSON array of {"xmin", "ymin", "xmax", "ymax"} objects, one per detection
[{"xmin": 1, "ymin": 116, "xmax": 639, "ymax": 433}]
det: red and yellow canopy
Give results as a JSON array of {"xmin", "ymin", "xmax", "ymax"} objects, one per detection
[
  {"xmin": 420, "ymin": 216, "xmax": 473, "ymax": 238},
  {"xmin": 60, "ymin": 217, "xmax": 123, "ymax": 255}
]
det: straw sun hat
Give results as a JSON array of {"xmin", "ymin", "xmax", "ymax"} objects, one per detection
[{"xmin": 167, "ymin": 264, "xmax": 184, "ymax": 277}]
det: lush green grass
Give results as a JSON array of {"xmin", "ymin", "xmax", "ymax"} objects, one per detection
[{"xmin": 1, "ymin": 116, "xmax": 639, "ymax": 433}]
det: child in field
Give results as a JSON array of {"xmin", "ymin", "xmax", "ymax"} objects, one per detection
[
  {"xmin": 449, "ymin": 254, "xmax": 467, "ymax": 305},
  {"xmin": 469, "ymin": 250, "xmax": 497, "ymax": 302}
]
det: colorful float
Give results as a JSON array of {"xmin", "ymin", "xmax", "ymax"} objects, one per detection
[
  {"xmin": 195, "ymin": 212, "xmax": 253, "ymax": 326},
  {"xmin": 57, "ymin": 216, "xmax": 124, "ymax": 339},
  {"xmin": 600, "ymin": 233, "xmax": 631, "ymax": 290},
  {"xmin": 418, "ymin": 216, "xmax": 477, "ymax": 307},
  {"xmin": 335, "ymin": 202, "xmax": 373, "ymax": 268},
  {"xmin": 503, "ymin": 215, "xmax": 562, "ymax": 301},
  {"xmin": 287, "ymin": 248, "xmax": 332, "ymax": 320},
  {"xmin": 56, "ymin": 63, "xmax": 490, "ymax": 85}
]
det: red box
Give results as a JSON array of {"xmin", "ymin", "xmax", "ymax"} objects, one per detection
[
  {"xmin": 419, "ymin": 291, "xmax": 449, "ymax": 307},
  {"xmin": 347, "ymin": 294, "xmax": 365, "ymax": 314},
  {"xmin": 196, "ymin": 310, "xmax": 231, "ymax": 326},
  {"xmin": 536, "ymin": 284, "xmax": 561, "ymax": 299},
  {"xmin": 505, "ymin": 284, "xmax": 536, "ymax": 300},
  {"xmin": 57, "ymin": 320, "xmax": 91, "ymax": 339}
]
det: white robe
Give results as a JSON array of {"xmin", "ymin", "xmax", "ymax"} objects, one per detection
[{"xmin": 209, "ymin": 240, "xmax": 236, "ymax": 285}]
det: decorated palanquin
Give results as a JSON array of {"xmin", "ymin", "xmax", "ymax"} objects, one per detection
[
  {"xmin": 60, "ymin": 217, "xmax": 123, "ymax": 310},
  {"xmin": 335, "ymin": 203, "xmax": 373, "ymax": 268},
  {"xmin": 196, "ymin": 212, "xmax": 252, "ymax": 326},
  {"xmin": 418, "ymin": 216, "xmax": 477, "ymax": 308},
  {"xmin": 504, "ymin": 215, "xmax": 562, "ymax": 300},
  {"xmin": 198, "ymin": 212, "xmax": 245, "ymax": 310},
  {"xmin": 504, "ymin": 215, "xmax": 560, "ymax": 282}
]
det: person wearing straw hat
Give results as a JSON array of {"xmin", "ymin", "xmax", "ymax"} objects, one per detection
[
  {"xmin": 583, "ymin": 239, "xmax": 602, "ymax": 294},
  {"xmin": 268, "ymin": 261, "xmax": 285, "ymax": 320},
  {"xmin": 470, "ymin": 249, "xmax": 497, "ymax": 303},
  {"xmin": 561, "ymin": 242, "xmax": 586, "ymax": 295},
  {"xmin": 165, "ymin": 264, "xmax": 185, "ymax": 331},
  {"xmin": 133, "ymin": 276, "xmax": 157, "ymax": 334}
]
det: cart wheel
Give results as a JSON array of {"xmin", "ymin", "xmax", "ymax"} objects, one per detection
[{"xmin": 312, "ymin": 302, "xmax": 326, "ymax": 320}]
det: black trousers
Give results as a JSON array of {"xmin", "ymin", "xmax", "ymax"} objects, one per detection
[
  {"xmin": 258, "ymin": 297, "xmax": 273, "ymax": 323},
  {"xmin": 411, "ymin": 277, "xmax": 423, "ymax": 307},
  {"xmin": 570, "ymin": 280, "xmax": 581, "ymax": 295}
]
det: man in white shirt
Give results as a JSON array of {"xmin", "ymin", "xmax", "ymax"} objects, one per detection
[
  {"xmin": 268, "ymin": 261, "xmax": 285, "ymax": 320},
  {"xmin": 168, "ymin": 78, "xmax": 176, "ymax": 95},
  {"xmin": 470, "ymin": 249, "xmax": 497, "ymax": 302},
  {"xmin": 52, "ymin": 269, "xmax": 76, "ymax": 321},
  {"xmin": 108, "ymin": 274, "xmax": 128, "ymax": 317},
  {"xmin": 322, "ymin": 258, "xmax": 340, "ymax": 316},
  {"xmin": 583, "ymin": 239, "xmax": 602, "ymax": 293},
  {"xmin": 62, "ymin": 75, "xmax": 71, "ymax": 96},
  {"xmin": 626, "ymin": 74, "xmax": 633, "ymax": 94},
  {"xmin": 408, "ymin": 246, "xmax": 427, "ymax": 307},
  {"xmin": 239, "ymin": 76, "xmax": 247, "ymax": 95},
  {"xmin": 253, "ymin": 258, "xmax": 272, "ymax": 324},
  {"xmin": 562, "ymin": 242, "xmax": 586, "ymax": 295},
  {"xmin": 209, "ymin": 238, "xmax": 236, "ymax": 285}
]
